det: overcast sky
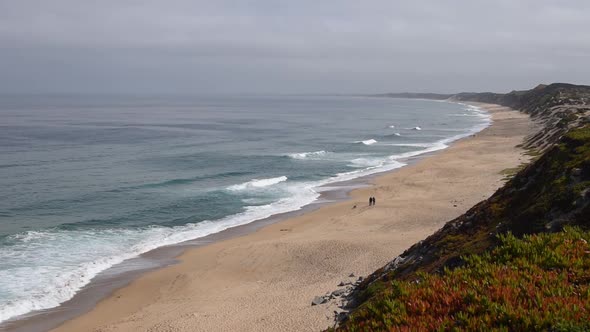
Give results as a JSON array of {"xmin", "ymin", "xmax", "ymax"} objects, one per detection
[{"xmin": 0, "ymin": 0, "xmax": 589, "ymax": 94}]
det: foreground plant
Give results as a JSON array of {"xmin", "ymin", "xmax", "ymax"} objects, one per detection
[{"xmin": 339, "ymin": 228, "xmax": 590, "ymax": 331}]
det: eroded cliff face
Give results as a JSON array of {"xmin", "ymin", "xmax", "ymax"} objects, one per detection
[
  {"xmin": 334, "ymin": 84, "xmax": 590, "ymax": 330},
  {"xmin": 454, "ymin": 83, "xmax": 590, "ymax": 151},
  {"xmin": 377, "ymin": 83, "xmax": 590, "ymax": 151}
]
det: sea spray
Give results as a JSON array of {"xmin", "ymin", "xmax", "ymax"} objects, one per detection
[
  {"xmin": 355, "ymin": 139, "xmax": 378, "ymax": 145},
  {"xmin": 227, "ymin": 176, "xmax": 288, "ymax": 191},
  {"xmin": 287, "ymin": 150, "xmax": 329, "ymax": 159}
]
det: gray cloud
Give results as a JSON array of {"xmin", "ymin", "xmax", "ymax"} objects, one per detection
[{"xmin": 0, "ymin": 0, "xmax": 589, "ymax": 94}]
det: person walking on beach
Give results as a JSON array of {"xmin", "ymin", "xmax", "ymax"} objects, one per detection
[
  {"xmin": 373, "ymin": 197, "xmax": 376, "ymax": 206},
  {"xmin": 369, "ymin": 197, "xmax": 372, "ymax": 206}
]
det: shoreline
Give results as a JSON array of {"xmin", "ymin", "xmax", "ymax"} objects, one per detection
[
  {"xmin": 0, "ymin": 181, "xmax": 362, "ymax": 332},
  {"xmin": 1, "ymin": 99, "xmax": 489, "ymax": 330},
  {"xmin": 5, "ymin": 103, "xmax": 533, "ymax": 332},
  {"xmin": 0, "ymin": 118, "xmax": 458, "ymax": 332},
  {"xmin": 0, "ymin": 99, "xmax": 487, "ymax": 330}
]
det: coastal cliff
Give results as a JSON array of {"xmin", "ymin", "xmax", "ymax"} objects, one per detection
[
  {"xmin": 334, "ymin": 84, "xmax": 590, "ymax": 330},
  {"xmin": 453, "ymin": 83, "xmax": 590, "ymax": 152}
]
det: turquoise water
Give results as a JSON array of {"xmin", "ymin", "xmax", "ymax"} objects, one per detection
[{"xmin": 0, "ymin": 95, "xmax": 489, "ymax": 322}]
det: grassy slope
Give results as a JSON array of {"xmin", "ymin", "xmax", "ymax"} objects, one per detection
[
  {"xmin": 337, "ymin": 228, "xmax": 590, "ymax": 331},
  {"xmin": 331, "ymin": 85, "xmax": 590, "ymax": 331}
]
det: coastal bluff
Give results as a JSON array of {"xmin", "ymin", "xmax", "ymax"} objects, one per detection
[{"xmin": 335, "ymin": 83, "xmax": 590, "ymax": 330}]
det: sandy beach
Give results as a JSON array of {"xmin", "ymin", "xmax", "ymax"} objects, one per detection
[{"xmin": 46, "ymin": 103, "xmax": 534, "ymax": 332}]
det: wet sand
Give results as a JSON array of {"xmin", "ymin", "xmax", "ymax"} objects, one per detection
[{"xmin": 44, "ymin": 103, "xmax": 534, "ymax": 332}]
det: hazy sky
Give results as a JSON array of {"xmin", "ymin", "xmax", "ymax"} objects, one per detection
[{"xmin": 1, "ymin": 0, "xmax": 589, "ymax": 94}]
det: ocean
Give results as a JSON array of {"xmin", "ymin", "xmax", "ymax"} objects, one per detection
[{"xmin": 0, "ymin": 94, "xmax": 489, "ymax": 323}]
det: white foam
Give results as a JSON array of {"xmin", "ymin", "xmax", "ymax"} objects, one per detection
[
  {"xmin": 413, "ymin": 126, "xmax": 422, "ymax": 131},
  {"xmin": 449, "ymin": 113, "xmax": 480, "ymax": 117},
  {"xmin": 330, "ymin": 159, "xmax": 406, "ymax": 183},
  {"xmin": 386, "ymin": 105, "xmax": 491, "ymax": 162},
  {"xmin": 227, "ymin": 176, "xmax": 288, "ymax": 191},
  {"xmin": 388, "ymin": 141, "xmax": 448, "ymax": 160},
  {"xmin": 355, "ymin": 139, "xmax": 377, "ymax": 145},
  {"xmin": 241, "ymin": 198, "xmax": 271, "ymax": 204},
  {"xmin": 388, "ymin": 125, "xmax": 395, "ymax": 128},
  {"xmin": 287, "ymin": 150, "xmax": 328, "ymax": 160},
  {"xmin": 394, "ymin": 133, "xmax": 401, "ymax": 136},
  {"xmin": 349, "ymin": 158, "xmax": 384, "ymax": 168},
  {"xmin": 385, "ymin": 142, "xmax": 437, "ymax": 148},
  {"xmin": 456, "ymin": 103, "xmax": 493, "ymax": 120},
  {"xmin": 0, "ymin": 182, "xmax": 319, "ymax": 324}
]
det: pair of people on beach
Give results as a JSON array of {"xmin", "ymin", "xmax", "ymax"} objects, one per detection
[{"xmin": 369, "ymin": 196, "xmax": 376, "ymax": 206}]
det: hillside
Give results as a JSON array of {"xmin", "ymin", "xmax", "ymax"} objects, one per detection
[
  {"xmin": 453, "ymin": 83, "xmax": 590, "ymax": 152},
  {"xmin": 336, "ymin": 228, "xmax": 590, "ymax": 331},
  {"xmin": 332, "ymin": 84, "xmax": 590, "ymax": 330}
]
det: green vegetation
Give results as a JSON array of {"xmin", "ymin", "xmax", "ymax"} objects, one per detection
[
  {"xmin": 557, "ymin": 112, "xmax": 580, "ymax": 128},
  {"xmin": 335, "ymin": 85, "xmax": 590, "ymax": 331},
  {"xmin": 332, "ymin": 120, "xmax": 589, "ymax": 330},
  {"xmin": 500, "ymin": 126, "xmax": 590, "ymax": 235},
  {"xmin": 333, "ymin": 85, "xmax": 590, "ymax": 331},
  {"xmin": 335, "ymin": 228, "xmax": 590, "ymax": 331},
  {"xmin": 523, "ymin": 147, "xmax": 541, "ymax": 158},
  {"xmin": 499, "ymin": 164, "xmax": 527, "ymax": 181}
]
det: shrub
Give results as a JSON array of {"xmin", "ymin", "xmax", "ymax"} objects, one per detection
[{"xmin": 340, "ymin": 228, "xmax": 590, "ymax": 331}]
